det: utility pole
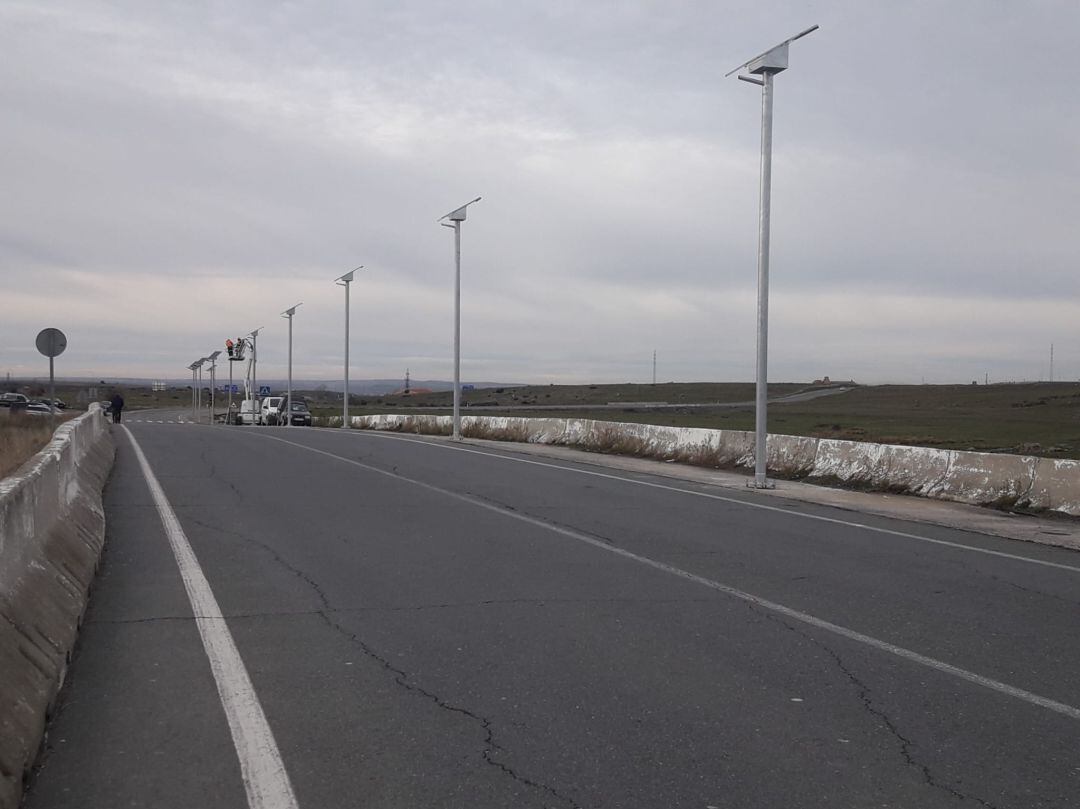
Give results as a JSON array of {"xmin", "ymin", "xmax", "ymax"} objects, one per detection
[
  {"xmin": 652, "ymin": 350, "xmax": 657, "ymax": 385},
  {"xmin": 1050, "ymin": 343, "xmax": 1054, "ymax": 383}
]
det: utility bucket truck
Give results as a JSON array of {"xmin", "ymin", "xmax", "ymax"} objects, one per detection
[{"xmin": 228, "ymin": 337, "xmax": 261, "ymax": 425}]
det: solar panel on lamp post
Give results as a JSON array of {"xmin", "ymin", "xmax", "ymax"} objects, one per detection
[
  {"xmin": 727, "ymin": 24, "xmax": 818, "ymax": 489},
  {"xmin": 281, "ymin": 304, "xmax": 302, "ymax": 426},
  {"xmin": 438, "ymin": 197, "xmax": 482, "ymax": 441},
  {"xmin": 335, "ymin": 267, "xmax": 362, "ymax": 429}
]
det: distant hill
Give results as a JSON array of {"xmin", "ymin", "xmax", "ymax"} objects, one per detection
[{"xmin": 16, "ymin": 377, "xmax": 520, "ymax": 394}]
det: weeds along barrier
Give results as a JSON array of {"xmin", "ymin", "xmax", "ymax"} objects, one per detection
[
  {"xmin": 0, "ymin": 405, "xmax": 114, "ymax": 809},
  {"xmin": 347, "ymin": 413, "xmax": 1080, "ymax": 517}
]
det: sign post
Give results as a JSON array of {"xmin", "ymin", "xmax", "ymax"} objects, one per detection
[{"xmin": 35, "ymin": 328, "xmax": 67, "ymax": 429}]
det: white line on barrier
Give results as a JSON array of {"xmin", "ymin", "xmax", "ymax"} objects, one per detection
[
  {"xmin": 340, "ymin": 430, "xmax": 1080, "ymax": 575},
  {"xmin": 254, "ymin": 432, "xmax": 1080, "ymax": 722},
  {"xmin": 123, "ymin": 427, "xmax": 299, "ymax": 809}
]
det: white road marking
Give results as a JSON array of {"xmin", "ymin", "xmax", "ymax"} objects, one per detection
[
  {"xmin": 123, "ymin": 428, "xmax": 300, "ymax": 809},
  {"xmin": 259, "ymin": 432, "xmax": 1080, "ymax": 723},
  {"xmin": 342, "ymin": 430, "xmax": 1080, "ymax": 575}
]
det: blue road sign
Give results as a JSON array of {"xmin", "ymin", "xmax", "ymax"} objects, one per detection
[{"xmin": 259, "ymin": 386, "xmax": 271, "ymax": 396}]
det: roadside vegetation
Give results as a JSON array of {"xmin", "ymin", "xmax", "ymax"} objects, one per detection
[
  {"xmin": 311, "ymin": 382, "xmax": 1080, "ymax": 460},
  {"xmin": 0, "ymin": 414, "xmax": 75, "ymax": 479},
  {"xmin": 17, "ymin": 379, "xmax": 1078, "ymax": 460}
]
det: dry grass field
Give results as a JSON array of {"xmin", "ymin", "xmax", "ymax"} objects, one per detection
[
  {"xmin": 319, "ymin": 382, "xmax": 1080, "ymax": 460},
  {"xmin": 0, "ymin": 414, "xmax": 75, "ymax": 479}
]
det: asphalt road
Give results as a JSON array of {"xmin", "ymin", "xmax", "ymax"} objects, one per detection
[{"xmin": 21, "ymin": 414, "xmax": 1080, "ymax": 808}]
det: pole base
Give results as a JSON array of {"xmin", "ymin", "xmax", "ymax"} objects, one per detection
[{"xmin": 747, "ymin": 477, "xmax": 776, "ymax": 490}]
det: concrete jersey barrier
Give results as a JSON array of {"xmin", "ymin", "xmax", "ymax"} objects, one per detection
[
  {"xmin": 346, "ymin": 413, "xmax": 1080, "ymax": 517},
  {"xmin": 0, "ymin": 406, "xmax": 114, "ymax": 809}
]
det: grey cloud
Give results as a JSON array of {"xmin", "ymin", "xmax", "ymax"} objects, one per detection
[{"xmin": 2, "ymin": 1, "xmax": 1078, "ymax": 384}]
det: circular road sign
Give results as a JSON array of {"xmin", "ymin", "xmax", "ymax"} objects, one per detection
[{"xmin": 36, "ymin": 328, "xmax": 68, "ymax": 358}]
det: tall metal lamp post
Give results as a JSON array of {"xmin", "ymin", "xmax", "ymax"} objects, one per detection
[
  {"xmin": 197, "ymin": 358, "xmax": 208, "ymax": 421},
  {"xmin": 727, "ymin": 24, "xmax": 818, "ymax": 489},
  {"xmin": 188, "ymin": 362, "xmax": 198, "ymax": 420},
  {"xmin": 281, "ymin": 304, "xmax": 302, "ymax": 425},
  {"xmin": 191, "ymin": 359, "xmax": 205, "ymax": 421},
  {"xmin": 439, "ymin": 197, "xmax": 482, "ymax": 440},
  {"xmin": 206, "ymin": 350, "xmax": 221, "ymax": 424},
  {"xmin": 247, "ymin": 327, "xmax": 263, "ymax": 425},
  {"xmin": 335, "ymin": 267, "xmax": 362, "ymax": 429}
]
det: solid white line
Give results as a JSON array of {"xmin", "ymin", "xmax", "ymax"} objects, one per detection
[
  {"xmin": 123, "ymin": 428, "xmax": 299, "ymax": 809},
  {"xmin": 341, "ymin": 430, "xmax": 1080, "ymax": 575},
  {"xmin": 258, "ymin": 432, "xmax": 1080, "ymax": 722}
]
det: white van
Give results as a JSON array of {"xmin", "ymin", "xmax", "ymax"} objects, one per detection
[
  {"xmin": 237, "ymin": 399, "xmax": 261, "ymax": 425},
  {"xmin": 260, "ymin": 396, "xmax": 285, "ymax": 425}
]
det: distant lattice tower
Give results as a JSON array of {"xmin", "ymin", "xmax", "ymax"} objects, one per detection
[{"xmin": 404, "ymin": 368, "xmax": 410, "ymax": 395}]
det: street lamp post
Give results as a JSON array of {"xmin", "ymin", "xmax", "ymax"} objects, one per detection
[
  {"xmin": 439, "ymin": 197, "xmax": 482, "ymax": 440},
  {"xmin": 248, "ymin": 327, "xmax": 263, "ymax": 425},
  {"xmin": 335, "ymin": 267, "xmax": 362, "ymax": 429},
  {"xmin": 197, "ymin": 359, "xmax": 207, "ymax": 421},
  {"xmin": 188, "ymin": 362, "xmax": 199, "ymax": 420},
  {"xmin": 191, "ymin": 359, "xmax": 206, "ymax": 422},
  {"xmin": 281, "ymin": 304, "xmax": 302, "ymax": 425},
  {"xmin": 206, "ymin": 350, "xmax": 221, "ymax": 424},
  {"xmin": 727, "ymin": 25, "xmax": 818, "ymax": 489}
]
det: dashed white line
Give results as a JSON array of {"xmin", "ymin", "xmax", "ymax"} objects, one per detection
[
  {"xmin": 340, "ymin": 430, "xmax": 1080, "ymax": 575},
  {"xmin": 258, "ymin": 431, "xmax": 1080, "ymax": 723},
  {"xmin": 123, "ymin": 427, "xmax": 299, "ymax": 809}
]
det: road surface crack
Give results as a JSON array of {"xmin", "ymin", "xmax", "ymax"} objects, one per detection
[
  {"xmin": 189, "ymin": 516, "xmax": 580, "ymax": 806},
  {"xmin": 763, "ymin": 614, "xmax": 1003, "ymax": 809},
  {"xmin": 318, "ymin": 610, "xmax": 581, "ymax": 808},
  {"xmin": 985, "ymin": 574, "xmax": 1080, "ymax": 609}
]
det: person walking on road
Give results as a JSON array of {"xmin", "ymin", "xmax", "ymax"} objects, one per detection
[{"xmin": 109, "ymin": 392, "xmax": 124, "ymax": 424}]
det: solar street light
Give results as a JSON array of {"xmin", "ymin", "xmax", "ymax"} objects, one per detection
[
  {"xmin": 438, "ymin": 197, "xmax": 482, "ymax": 440},
  {"xmin": 206, "ymin": 350, "xmax": 221, "ymax": 425},
  {"xmin": 727, "ymin": 24, "xmax": 818, "ymax": 489},
  {"xmin": 188, "ymin": 362, "xmax": 200, "ymax": 420},
  {"xmin": 335, "ymin": 267, "xmax": 362, "ymax": 429},
  {"xmin": 247, "ymin": 327, "xmax": 263, "ymax": 426},
  {"xmin": 191, "ymin": 358, "xmax": 207, "ymax": 422},
  {"xmin": 280, "ymin": 304, "xmax": 302, "ymax": 426}
]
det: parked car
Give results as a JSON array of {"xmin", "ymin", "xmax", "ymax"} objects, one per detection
[
  {"xmin": 281, "ymin": 399, "xmax": 312, "ymax": 426},
  {"xmin": 24, "ymin": 402, "xmax": 57, "ymax": 416},
  {"xmin": 260, "ymin": 396, "xmax": 285, "ymax": 425},
  {"xmin": 0, "ymin": 393, "xmax": 30, "ymax": 412}
]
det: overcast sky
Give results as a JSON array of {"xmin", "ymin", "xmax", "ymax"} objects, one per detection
[{"xmin": 2, "ymin": 0, "xmax": 1078, "ymax": 386}]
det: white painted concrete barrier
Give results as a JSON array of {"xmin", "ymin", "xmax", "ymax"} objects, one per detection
[
  {"xmin": 347, "ymin": 413, "xmax": 1080, "ymax": 517},
  {"xmin": 0, "ymin": 406, "xmax": 114, "ymax": 809}
]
